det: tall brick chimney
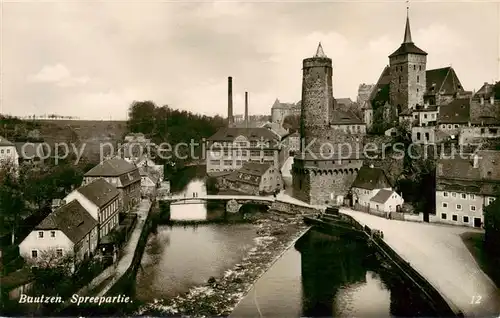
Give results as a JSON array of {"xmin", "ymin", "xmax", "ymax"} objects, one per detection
[
  {"xmin": 228, "ymin": 77, "xmax": 234, "ymax": 127},
  {"xmin": 245, "ymin": 91, "xmax": 249, "ymax": 128}
]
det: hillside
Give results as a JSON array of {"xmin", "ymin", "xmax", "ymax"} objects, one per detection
[{"xmin": 33, "ymin": 119, "xmax": 127, "ymax": 163}]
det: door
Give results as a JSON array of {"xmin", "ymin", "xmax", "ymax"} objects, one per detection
[{"xmin": 474, "ymin": 217, "xmax": 482, "ymax": 228}]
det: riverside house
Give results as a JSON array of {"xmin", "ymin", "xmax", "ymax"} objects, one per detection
[
  {"xmin": 64, "ymin": 178, "xmax": 121, "ymax": 241},
  {"xmin": 83, "ymin": 157, "xmax": 141, "ymax": 212},
  {"xmin": 19, "ymin": 200, "xmax": 99, "ymax": 268}
]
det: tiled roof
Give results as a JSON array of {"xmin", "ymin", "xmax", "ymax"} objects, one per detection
[
  {"xmin": 437, "ymin": 98, "xmax": 470, "ymax": 124},
  {"xmin": 369, "ymin": 66, "xmax": 391, "ymax": 102},
  {"xmin": 85, "ymin": 157, "xmax": 137, "ymax": 177},
  {"xmin": 14, "ymin": 142, "xmax": 49, "ymax": 159},
  {"xmin": 474, "ymin": 82, "xmax": 497, "ymax": 99},
  {"xmin": 207, "ymin": 127, "xmax": 280, "ymax": 142},
  {"xmin": 335, "ymin": 98, "xmax": 354, "ymax": 106},
  {"xmin": 370, "ymin": 189, "xmax": 396, "ymax": 204},
  {"xmin": 225, "ymin": 162, "xmax": 271, "ymax": 187},
  {"xmin": 425, "ymin": 67, "xmax": 464, "ymax": 96},
  {"xmin": 76, "ymin": 178, "xmax": 119, "ymax": 208},
  {"xmin": 35, "ymin": 200, "xmax": 98, "ymax": 244},
  {"xmin": 352, "ymin": 166, "xmax": 391, "ymax": 190},
  {"xmin": 331, "ymin": 109, "xmax": 364, "ymax": 125},
  {"xmin": 119, "ymin": 169, "xmax": 141, "ymax": 187},
  {"xmin": 389, "ymin": 42, "xmax": 427, "ymax": 58},
  {"xmin": 0, "ymin": 136, "xmax": 14, "ymax": 147},
  {"xmin": 469, "ymin": 99, "xmax": 500, "ymax": 125},
  {"xmin": 438, "ymin": 150, "xmax": 500, "ymax": 182}
]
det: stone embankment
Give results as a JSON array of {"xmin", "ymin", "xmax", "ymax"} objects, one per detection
[{"xmin": 136, "ymin": 212, "xmax": 311, "ymax": 317}]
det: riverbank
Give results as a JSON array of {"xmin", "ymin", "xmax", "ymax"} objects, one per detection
[
  {"xmin": 460, "ymin": 232, "xmax": 500, "ymax": 288},
  {"xmin": 136, "ymin": 212, "xmax": 310, "ymax": 316}
]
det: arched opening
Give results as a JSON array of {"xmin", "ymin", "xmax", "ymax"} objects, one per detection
[
  {"xmin": 334, "ymin": 170, "xmax": 338, "ymax": 175},
  {"xmin": 349, "ymin": 168, "xmax": 353, "ymax": 174},
  {"xmin": 354, "ymin": 168, "xmax": 359, "ymax": 173},
  {"xmin": 328, "ymin": 169, "xmax": 333, "ymax": 175},
  {"xmin": 344, "ymin": 169, "xmax": 348, "ymax": 174}
]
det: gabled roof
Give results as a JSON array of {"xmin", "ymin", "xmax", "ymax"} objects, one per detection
[
  {"xmin": 119, "ymin": 169, "xmax": 141, "ymax": 187},
  {"xmin": 331, "ymin": 109, "xmax": 364, "ymax": 125},
  {"xmin": 76, "ymin": 178, "xmax": 119, "ymax": 208},
  {"xmin": 207, "ymin": 127, "xmax": 280, "ymax": 142},
  {"xmin": 85, "ymin": 157, "xmax": 137, "ymax": 177},
  {"xmin": 370, "ymin": 189, "xmax": 397, "ymax": 204},
  {"xmin": 35, "ymin": 200, "xmax": 98, "ymax": 244},
  {"xmin": 14, "ymin": 142, "xmax": 49, "ymax": 159},
  {"xmin": 474, "ymin": 82, "xmax": 497, "ymax": 99},
  {"xmin": 469, "ymin": 99, "xmax": 500, "ymax": 125},
  {"xmin": 437, "ymin": 98, "xmax": 470, "ymax": 124},
  {"xmin": 425, "ymin": 67, "xmax": 464, "ymax": 96},
  {"xmin": 0, "ymin": 136, "xmax": 14, "ymax": 147},
  {"xmin": 225, "ymin": 162, "xmax": 271, "ymax": 187},
  {"xmin": 352, "ymin": 166, "xmax": 392, "ymax": 190},
  {"xmin": 369, "ymin": 66, "xmax": 392, "ymax": 103},
  {"xmin": 438, "ymin": 150, "xmax": 500, "ymax": 182}
]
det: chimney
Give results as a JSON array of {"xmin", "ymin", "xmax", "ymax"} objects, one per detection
[
  {"xmin": 472, "ymin": 154, "xmax": 479, "ymax": 168},
  {"xmin": 244, "ymin": 91, "xmax": 249, "ymax": 128},
  {"xmin": 228, "ymin": 77, "xmax": 234, "ymax": 127},
  {"xmin": 490, "ymin": 96, "xmax": 494, "ymax": 105}
]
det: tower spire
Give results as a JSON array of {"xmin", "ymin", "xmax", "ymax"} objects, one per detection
[
  {"xmin": 314, "ymin": 42, "xmax": 326, "ymax": 58},
  {"xmin": 404, "ymin": 2, "xmax": 413, "ymax": 43}
]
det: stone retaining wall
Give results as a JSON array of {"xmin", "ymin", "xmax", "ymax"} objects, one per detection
[{"xmin": 270, "ymin": 200, "xmax": 319, "ymax": 215}]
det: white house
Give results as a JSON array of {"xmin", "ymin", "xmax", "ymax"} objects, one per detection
[
  {"xmin": 0, "ymin": 136, "xmax": 19, "ymax": 168},
  {"xmin": 369, "ymin": 189, "xmax": 404, "ymax": 213},
  {"xmin": 351, "ymin": 165, "xmax": 393, "ymax": 208},
  {"xmin": 19, "ymin": 200, "xmax": 98, "ymax": 266},
  {"xmin": 139, "ymin": 166, "xmax": 160, "ymax": 197},
  {"xmin": 64, "ymin": 178, "xmax": 121, "ymax": 240},
  {"xmin": 436, "ymin": 150, "xmax": 500, "ymax": 228}
]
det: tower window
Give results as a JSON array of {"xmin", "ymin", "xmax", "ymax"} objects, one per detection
[
  {"xmin": 419, "ymin": 65, "xmax": 422, "ymax": 71},
  {"xmin": 417, "ymin": 75, "xmax": 420, "ymax": 83},
  {"xmin": 414, "ymin": 65, "xmax": 416, "ymax": 70},
  {"xmin": 417, "ymin": 88, "xmax": 419, "ymax": 92},
  {"xmin": 399, "ymin": 76, "xmax": 402, "ymax": 84}
]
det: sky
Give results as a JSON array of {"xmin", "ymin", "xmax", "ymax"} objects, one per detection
[{"xmin": 1, "ymin": 0, "xmax": 499, "ymax": 120}]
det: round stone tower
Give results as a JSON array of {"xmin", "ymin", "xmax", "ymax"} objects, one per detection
[{"xmin": 292, "ymin": 43, "xmax": 363, "ymax": 206}]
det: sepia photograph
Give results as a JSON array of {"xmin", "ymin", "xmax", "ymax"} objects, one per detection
[{"xmin": 1, "ymin": 0, "xmax": 500, "ymax": 316}]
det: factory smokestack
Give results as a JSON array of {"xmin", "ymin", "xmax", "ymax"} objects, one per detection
[
  {"xmin": 228, "ymin": 77, "xmax": 234, "ymax": 127},
  {"xmin": 245, "ymin": 91, "xmax": 249, "ymax": 128}
]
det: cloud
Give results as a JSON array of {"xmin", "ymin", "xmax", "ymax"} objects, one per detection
[{"xmin": 27, "ymin": 64, "xmax": 89, "ymax": 87}]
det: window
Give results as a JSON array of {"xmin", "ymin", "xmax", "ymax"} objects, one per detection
[
  {"xmin": 417, "ymin": 88, "xmax": 419, "ymax": 93},
  {"xmin": 489, "ymin": 197, "xmax": 496, "ymax": 205},
  {"xmin": 38, "ymin": 231, "xmax": 44, "ymax": 238},
  {"xmin": 454, "ymin": 124, "xmax": 459, "ymax": 128},
  {"xmin": 419, "ymin": 65, "xmax": 422, "ymax": 71},
  {"xmin": 452, "ymin": 215, "xmax": 458, "ymax": 221},
  {"xmin": 32, "ymin": 250, "xmax": 38, "ymax": 258},
  {"xmin": 417, "ymin": 75, "xmax": 420, "ymax": 83},
  {"xmin": 456, "ymin": 204, "xmax": 462, "ymax": 210},
  {"xmin": 470, "ymin": 205, "xmax": 476, "ymax": 211},
  {"xmin": 56, "ymin": 249, "xmax": 63, "ymax": 257},
  {"xmin": 463, "ymin": 216, "xmax": 469, "ymax": 223},
  {"xmin": 50, "ymin": 231, "xmax": 55, "ymax": 237},
  {"xmin": 448, "ymin": 125, "xmax": 452, "ymax": 129},
  {"xmin": 461, "ymin": 193, "xmax": 466, "ymax": 199},
  {"xmin": 417, "ymin": 132, "xmax": 421, "ymax": 140},
  {"xmin": 443, "ymin": 192, "xmax": 448, "ymax": 197},
  {"xmin": 414, "ymin": 65, "xmax": 416, "ymax": 70},
  {"xmin": 481, "ymin": 128, "xmax": 485, "ymax": 134},
  {"xmin": 452, "ymin": 192, "xmax": 456, "ymax": 197},
  {"xmin": 425, "ymin": 133, "xmax": 429, "ymax": 141},
  {"xmin": 441, "ymin": 213, "xmax": 447, "ymax": 219},
  {"xmin": 470, "ymin": 194, "xmax": 475, "ymax": 200},
  {"xmin": 424, "ymin": 114, "xmax": 428, "ymax": 119},
  {"xmin": 442, "ymin": 202, "xmax": 448, "ymax": 208},
  {"xmin": 399, "ymin": 76, "xmax": 402, "ymax": 84}
]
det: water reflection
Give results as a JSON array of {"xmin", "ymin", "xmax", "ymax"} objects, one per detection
[
  {"xmin": 136, "ymin": 224, "xmax": 257, "ymax": 301},
  {"xmin": 170, "ymin": 179, "xmax": 207, "ymax": 221},
  {"xmin": 232, "ymin": 228, "xmax": 436, "ymax": 317}
]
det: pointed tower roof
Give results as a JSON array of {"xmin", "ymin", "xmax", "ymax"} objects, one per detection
[
  {"xmin": 403, "ymin": 8, "xmax": 412, "ymax": 43},
  {"xmin": 314, "ymin": 42, "xmax": 327, "ymax": 58},
  {"xmin": 389, "ymin": 8, "xmax": 427, "ymax": 58}
]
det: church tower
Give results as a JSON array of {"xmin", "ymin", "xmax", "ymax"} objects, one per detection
[
  {"xmin": 389, "ymin": 9, "xmax": 427, "ymax": 114},
  {"xmin": 292, "ymin": 43, "xmax": 363, "ymax": 206}
]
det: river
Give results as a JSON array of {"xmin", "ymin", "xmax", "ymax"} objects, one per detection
[{"xmin": 135, "ymin": 171, "xmax": 434, "ymax": 316}]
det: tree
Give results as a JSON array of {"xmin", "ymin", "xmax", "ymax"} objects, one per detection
[
  {"xmin": 484, "ymin": 193, "xmax": 500, "ymax": 253},
  {"xmin": 283, "ymin": 114, "xmax": 300, "ymax": 132},
  {"xmin": 0, "ymin": 161, "xmax": 25, "ymax": 244},
  {"xmin": 127, "ymin": 101, "xmax": 157, "ymax": 134}
]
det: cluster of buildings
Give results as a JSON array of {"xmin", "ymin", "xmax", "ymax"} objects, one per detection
[
  {"xmin": 13, "ymin": 133, "xmax": 167, "ymax": 270},
  {"xmin": 229, "ymin": 10, "xmax": 498, "ymax": 227}
]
